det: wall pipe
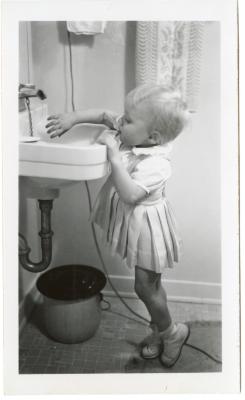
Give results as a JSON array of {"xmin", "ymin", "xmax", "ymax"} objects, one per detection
[{"xmin": 19, "ymin": 199, "xmax": 54, "ymax": 273}]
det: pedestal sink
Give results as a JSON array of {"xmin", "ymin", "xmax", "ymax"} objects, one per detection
[{"xmin": 19, "ymin": 122, "xmax": 109, "ymax": 192}]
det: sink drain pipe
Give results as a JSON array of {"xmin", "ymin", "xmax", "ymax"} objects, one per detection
[{"xmin": 19, "ymin": 199, "xmax": 54, "ymax": 273}]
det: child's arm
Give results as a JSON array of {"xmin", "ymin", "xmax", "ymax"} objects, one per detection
[
  {"xmin": 45, "ymin": 109, "xmax": 118, "ymax": 138},
  {"xmin": 111, "ymin": 157, "xmax": 147, "ymax": 205},
  {"xmin": 97, "ymin": 131, "xmax": 147, "ymax": 205}
]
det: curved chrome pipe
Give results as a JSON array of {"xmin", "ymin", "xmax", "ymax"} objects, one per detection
[{"xmin": 19, "ymin": 200, "xmax": 54, "ymax": 273}]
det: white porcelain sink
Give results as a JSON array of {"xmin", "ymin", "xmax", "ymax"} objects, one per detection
[{"xmin": 19, "ymin": 121, "xmax": 109, "ymax": 190}]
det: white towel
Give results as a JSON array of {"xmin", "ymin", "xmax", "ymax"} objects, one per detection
[{"xmin": 66, "ymin": 21, "xmax": 107, "ymax": 35}]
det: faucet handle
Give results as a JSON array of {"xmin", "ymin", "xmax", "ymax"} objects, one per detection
[
  {"xmin": 19, "ymin": 83, "xmax": 37, "ymax": 98},
  {"xmin": 19, "ymin": 83, "xmax": 36, "ymax": 90}
]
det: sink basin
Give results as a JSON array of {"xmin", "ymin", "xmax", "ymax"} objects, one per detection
[{"xmin": 19, "ymin": 122, "xmax": 109, "ymax": 189}]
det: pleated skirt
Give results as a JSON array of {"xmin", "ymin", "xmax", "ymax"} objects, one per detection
[{"xmin": 90, "ymin": 179, "xmax": 182, "ymax": 273}]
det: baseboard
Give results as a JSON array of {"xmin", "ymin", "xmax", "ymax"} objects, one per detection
[{"xmin": 103, "ymin": 275, "xmax": 221, "ymax": 305}]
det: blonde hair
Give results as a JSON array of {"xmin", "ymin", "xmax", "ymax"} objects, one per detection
[{"xmin": 126, "ymin": 84, "xmax": 189, "ymax": 143}]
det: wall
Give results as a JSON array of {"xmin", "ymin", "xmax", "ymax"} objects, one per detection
[
  {"xmin": 165, "ymin": 22, "xmax": 221, "ymax": 301},
  {"xmin": 19, "ymin": 21, "xmax": 221, "ymax": 309}
]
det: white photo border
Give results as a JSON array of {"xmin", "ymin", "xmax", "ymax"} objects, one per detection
[{"xmin": 2, "ymin": 0, "xmax": 239, "ymax": 395}]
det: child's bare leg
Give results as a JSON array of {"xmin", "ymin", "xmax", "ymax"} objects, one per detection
[
  {"xmin": 135, "ymin": 266, "xmax": 189, "ymax": 365},
  {"xmin": 134, "ymin": 265, "xmax": 172, "ymax": 331}
]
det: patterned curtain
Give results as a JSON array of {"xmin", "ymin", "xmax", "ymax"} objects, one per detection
[{"xmin": 135, "ymin": 21, "xmax": 205, "ymax": 112}]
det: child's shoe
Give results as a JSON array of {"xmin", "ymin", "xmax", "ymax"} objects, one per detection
[
  {"xmin": 141, "ymin": 324, "xmax": 163, "ymax": 359},
  {"xmin": 159, "ymin": 322, "xmax": 190, "ymax": 368}
]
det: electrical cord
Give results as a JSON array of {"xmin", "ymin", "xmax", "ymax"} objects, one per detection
[
  {"xmin": 66, "ymin": 30, "xmax": 222, "ymax": 365},
  {"xmin": 184, "ymin": 343, "xmax": 222, "ymax": 364}
]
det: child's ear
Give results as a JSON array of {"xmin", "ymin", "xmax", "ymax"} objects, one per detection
[{"xmin": 149, "ymin": 131, "xmax": 162, "ymax": 145}]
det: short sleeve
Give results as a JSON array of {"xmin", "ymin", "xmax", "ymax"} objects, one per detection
[{"xmin": 130, "ymin": 156, "xmax": 171, "ymax": 194}]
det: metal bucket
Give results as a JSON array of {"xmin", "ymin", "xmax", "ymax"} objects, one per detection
[{"xmin": 36, "ymin": 265, "xmax": 107, "ymax": 344}]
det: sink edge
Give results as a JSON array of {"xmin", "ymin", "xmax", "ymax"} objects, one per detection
[{"xmin": 19, "ymin": 160, "xmax": 109, "ymax": 182}]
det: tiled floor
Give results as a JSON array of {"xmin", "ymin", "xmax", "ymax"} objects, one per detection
[{"xmin": 19, "ymin": 297, "xmax": 222, "ymax": 374}]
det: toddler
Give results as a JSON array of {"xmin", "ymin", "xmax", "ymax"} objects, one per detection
[{"xmin": 46, "ymin": 84, "xmax": 190, "ymax": 367}]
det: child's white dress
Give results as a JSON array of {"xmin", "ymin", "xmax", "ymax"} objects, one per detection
[{"xmin": 91, "ymin": 141, "xmax": 182, "ymax": 274}]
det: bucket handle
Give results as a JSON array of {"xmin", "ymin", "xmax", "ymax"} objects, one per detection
[{"xmin": 99, "ymin": 293, "xmax": 111, "ymax": 311}]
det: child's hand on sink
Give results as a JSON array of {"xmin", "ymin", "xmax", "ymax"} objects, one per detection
[
  {"xmin": 96, "ymin": 130, "xmax": 120, "ymax": 161},
  {"xmin": 46, "ymin": 113, "xmax": 77, "ymax": 138}
]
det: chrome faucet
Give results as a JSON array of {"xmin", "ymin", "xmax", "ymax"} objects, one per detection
[
  {"xmin": 19, "ymin": 83, "xmax": 46, "ymax": 100},
  {"xmin": 19, "ymin": 84, "xmax": 47, "ymax": 136}
]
